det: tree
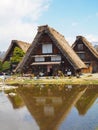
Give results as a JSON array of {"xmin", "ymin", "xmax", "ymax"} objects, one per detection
[
  {"xmin": 0, "ymin": 60, "xmax": 2, "ymax": 72},
  {"xmin": 10, "ymin": 47, "xmax": 25, "ymax": 64},
  {"xmin": 1, "ymin": 47, "xmax": 25, "ymax": 73},
  {"xmin": 2, "ymin": 61, "xmax": 10, "ymax": 72}
]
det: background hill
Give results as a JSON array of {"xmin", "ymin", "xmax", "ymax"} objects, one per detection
[{"xmin": 93, "ymin": 42, "xmax": 98, "ymax": 52}]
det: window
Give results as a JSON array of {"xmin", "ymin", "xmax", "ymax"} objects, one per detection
[
  {"xmin": 35, "ymin": 57, "xmax": 45, "ymax": 62},
  {"xmin": 78, "ymin": 53, "xmax": 85, "ymax": 60},
  {"xmin": 78, "ymin": 44, "xmax": 83, "ymax": 50},
  {"xmin": 51, "ymin": 55, "xmax": 61, "ymax": 61},
  {"xmin": 42, "ymin": 44, "xmax": 52, "ymax": 53},
  {"xmin": 86, "ymin": 63, "xmax": 90, "ymax": 68}
]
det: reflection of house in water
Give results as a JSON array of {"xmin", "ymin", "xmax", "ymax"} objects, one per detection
[
  {"xmin": 17, "ymin": 85, "xmax": 87, "ymax": 130},
  {"xmin": 76, "ymin": 86, "xmax": 98, "ymax": 115},
  {"xmin": 34, "ymin": 97, "xmax": 62, "ymax": 116},
  {"xmin": 44, "ymin": 105, "xmax": 54, "ymax": 116}
]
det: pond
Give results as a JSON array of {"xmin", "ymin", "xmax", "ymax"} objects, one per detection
[{"xmin": 0, "ymin": 84, "xmax": 98, "ymax": 130}]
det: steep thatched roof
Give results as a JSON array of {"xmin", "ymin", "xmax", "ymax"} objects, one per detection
[
  {"xmin": 2, "ymin": 40, "xmax": 30, "ymax": 62},
  {"xmin": 16, "ymin": 25, "xmax": 86, "ymax": 72},
  {"xmin": 72, "ymin": 36, "xmax": 98, "ymax": 59},
  {"xmin": 76, "ymin": 87, "xmax": 98, "ymax": 115}
]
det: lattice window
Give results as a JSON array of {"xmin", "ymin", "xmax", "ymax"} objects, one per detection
[
  {"xmin": 78, "ymin": 53, "xmax": 85, "ymax": 60},
  {"xmin": 78, "ymin": 44, "xmax": 83, "ymax": 50},
  {"xmin": 35, "ymin": 57, "xmax": 45, "ymax": 62},
  {"xmin": 42, "ymin": 44, "xmax": 52, "ymax": 53},
  {"xmin": 51, "ymin": 55, "xmax": 61, "ymax": 61}
]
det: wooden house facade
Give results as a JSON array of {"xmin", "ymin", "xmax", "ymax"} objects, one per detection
[
  {"xmin": 2, "ymin": 40, "xmax": 30, "ymax": 71},
  {"xmin": 15, "ymin": 25, "xmax": 86, "ymax": 76},
  {"xmin": 72, "ymin": 36, "xmax": 98, "ymax": 73}
]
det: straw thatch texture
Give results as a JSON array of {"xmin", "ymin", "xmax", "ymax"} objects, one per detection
[
  {"xmin": 16, "ymin": 25, "xmax": 86, "ymax": 72},
  {"xmin": 48, "ymin": 27, "xmax": 86, "ymax": 69},
  {"xmin": 72, "ymin": 36, "xmax": 98, "ymax": 59}
]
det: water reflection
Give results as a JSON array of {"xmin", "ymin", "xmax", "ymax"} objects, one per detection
[
  {"xmin": 6, "ymin": 90, "xmax": 24, "ymax": 109},
  {"xmin": 3, "ymin": 85, "xmax": 98, "ymax": 130},
  {"xmin": 76, "ymin": 86, "xmax": 98, "ymax": 115},
  {"xmin": 0, "ymin": 89, "xmax": 39, "ymax": 130}
]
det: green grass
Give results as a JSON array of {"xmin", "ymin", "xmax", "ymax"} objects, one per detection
[{"xmin": 3, "ymin": 76, "xmax": 98, "ymax": 85}]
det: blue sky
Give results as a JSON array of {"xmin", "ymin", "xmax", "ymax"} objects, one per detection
[
  {"xmin": 39, "ymin": 0, "xmax": 98, "ymax": 42},
  {"xmin": 0, "ymin": 0, "xmax": 98, "ymax": 51}
]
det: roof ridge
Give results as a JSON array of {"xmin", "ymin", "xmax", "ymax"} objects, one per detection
[{"xmin": 73, "ymin": 35, "xmax": 98, "ymax": 59}]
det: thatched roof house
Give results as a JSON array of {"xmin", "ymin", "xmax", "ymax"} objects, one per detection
[
  {"xmin": 16, "ymin": 25, "xmax": 86, "ymax": 75},
  {"xmin": 72, "ymin": 36, "xmax": 98, "ymax": 73},
  {"xmin": 2, "ymin": 40, "xmax": 30, "ymax": 63},
  {"xmin": 72, "ymin": 36, "xmax": 98, "ymax": 59}
]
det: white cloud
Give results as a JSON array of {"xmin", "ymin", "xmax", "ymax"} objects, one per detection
[
  {"xmin": 85, "ymin": 34, "xmax": 98, "ymax": 42},
  {"xmin": 96, "ymin": 12, "xmax": 98, "ymax": 17},
  {"xmin": 65, "ymin": 37, "xmax": 74, "ymax": 45},
  {"xmin": 65, "ymin": 34, "xmax": 98, "ymax": 46},
  {"xmin": 0, "ymin": 0, "xmax": 51, "ymax": 51},
  {"xmin": 72, "ymin": 22, "xmax": 78, "ymax": 27}
]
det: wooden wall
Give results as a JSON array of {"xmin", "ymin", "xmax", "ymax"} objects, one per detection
[
  {"xmin": 73, "ymin": 41, "xmax": 98, "ymax": 73},
  {"xmin": 26, "ymin": 33, "xmax": 75, "ymax": 76}
]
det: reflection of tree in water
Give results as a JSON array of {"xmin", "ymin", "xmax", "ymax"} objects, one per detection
[
  {"xmin": 76, "ymin": 85, "xmax": 98, "ymax": 115},
  {"xmin": 16, "ymin": 84, "xmax": 87, "ymax": 130},
  {"xmin": 4, "ymin": 89, "xmax": 24, "ymax": 109}
]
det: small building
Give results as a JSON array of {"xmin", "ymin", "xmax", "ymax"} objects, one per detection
[
  {"xmin": 72, "ymin": 36, "xmax": 98, "ymax": 73},
  {"xmin": 15, "ymin": 25, "xmax": 86, "ymax": 76},
  {"xmin": 2, "ymin": 40, "xmax": 30, "ymax": 71}
]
